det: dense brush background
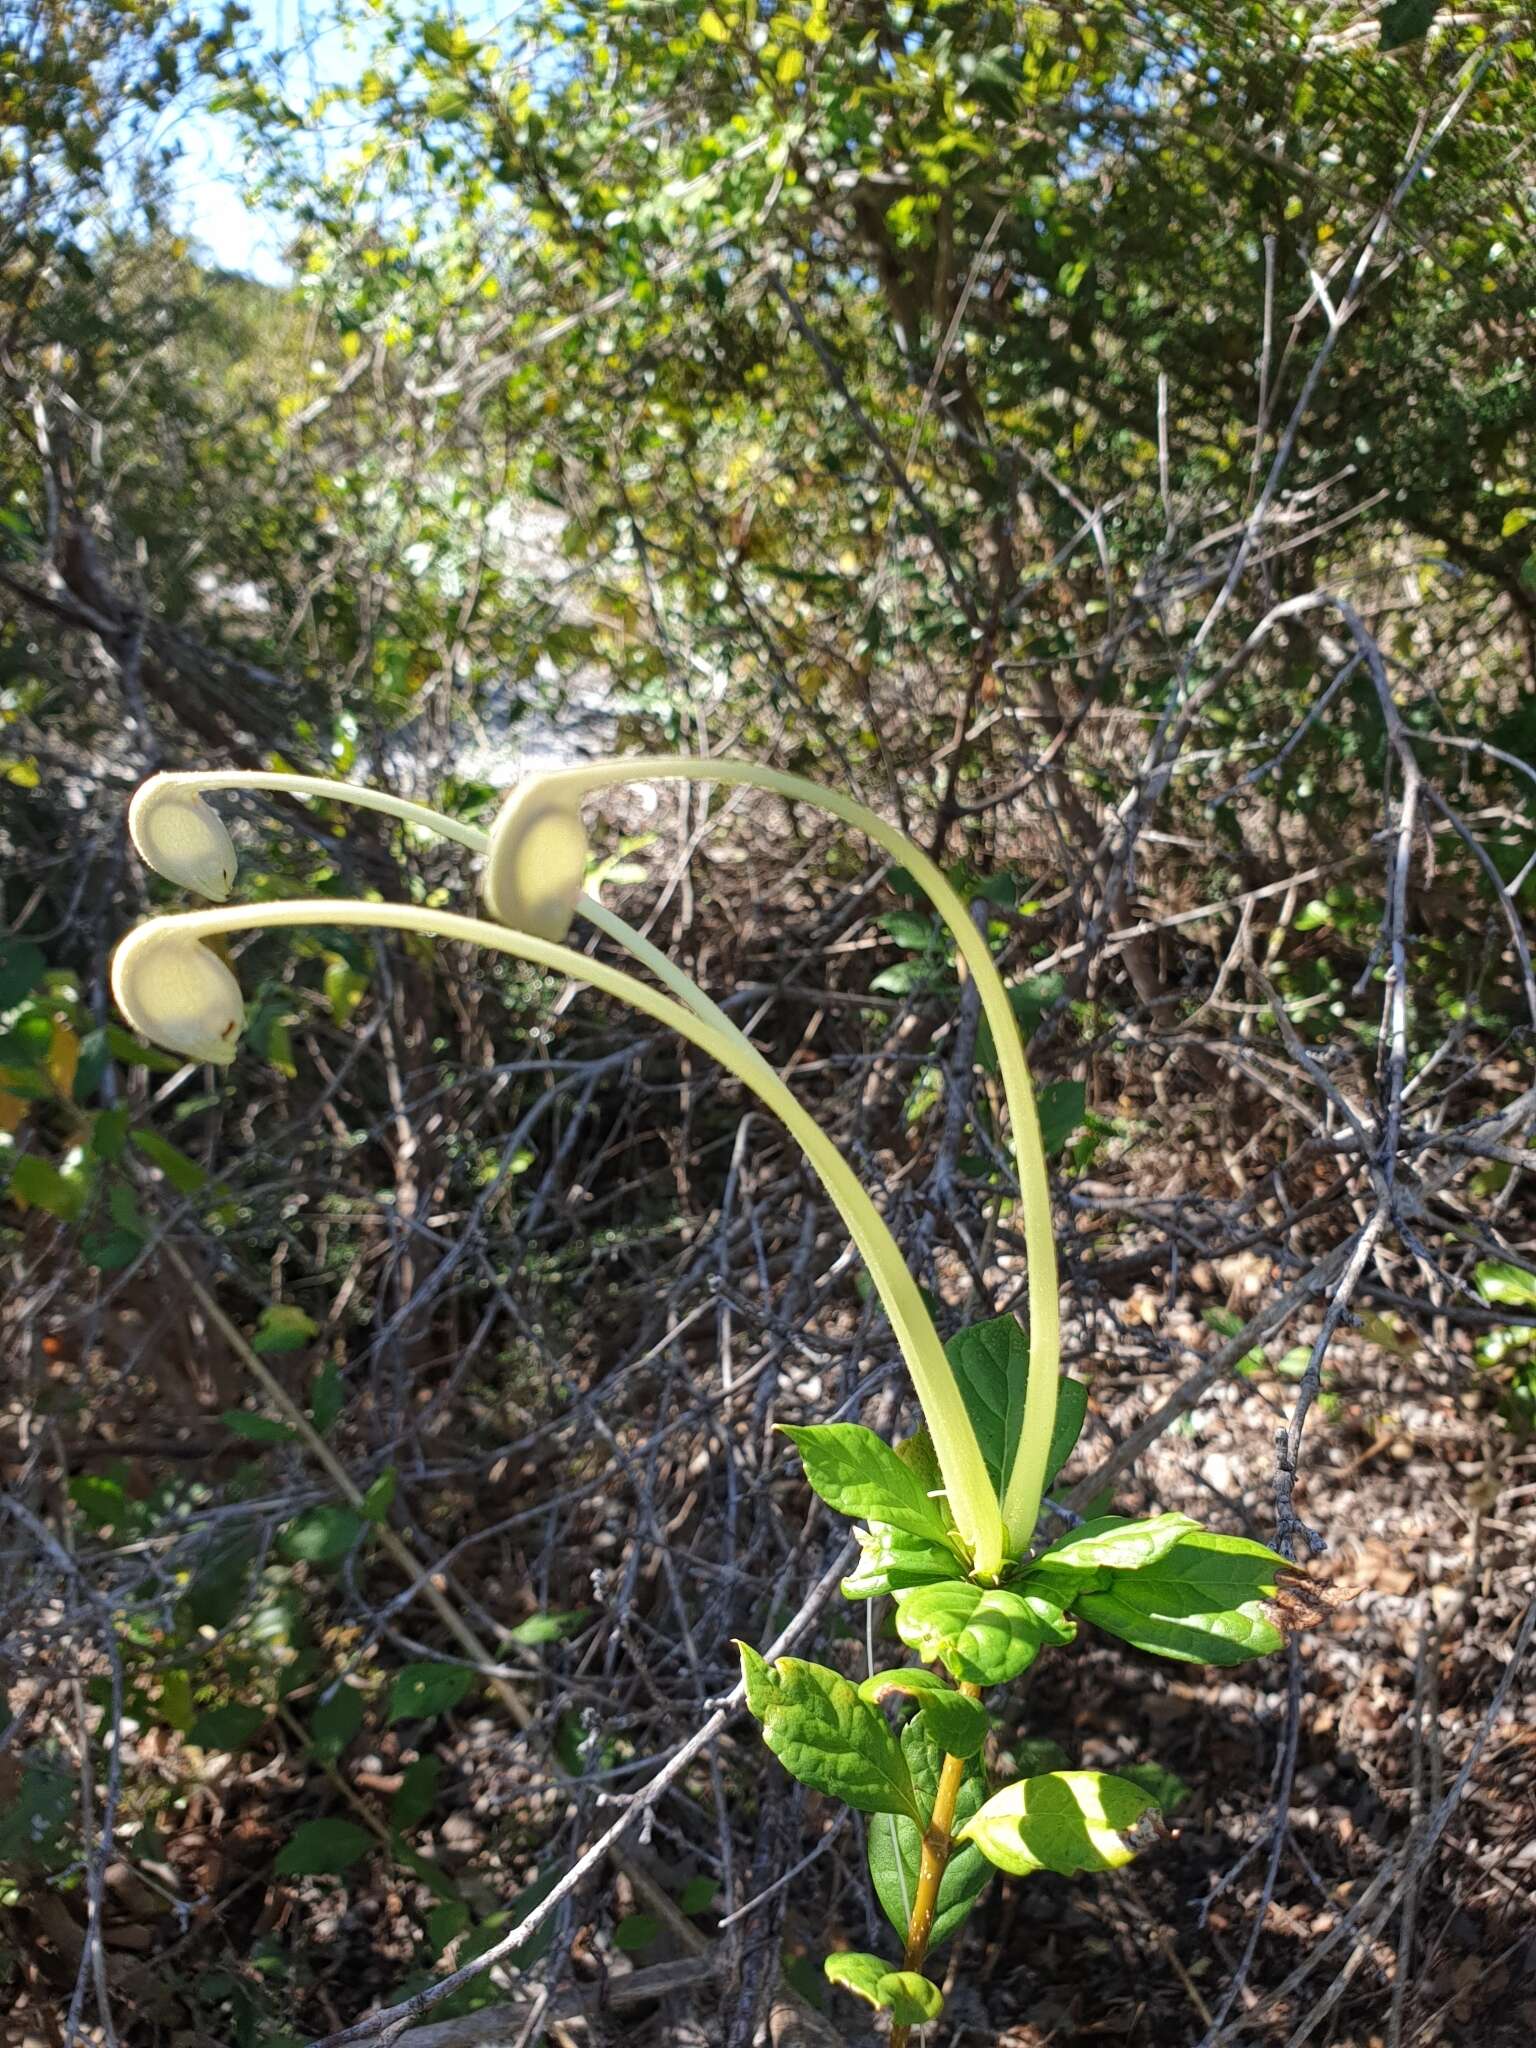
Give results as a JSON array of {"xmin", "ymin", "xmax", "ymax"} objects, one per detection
[{"xmin": 3, "ymin": 5, "xmax": 1535, "ymax": 2044}]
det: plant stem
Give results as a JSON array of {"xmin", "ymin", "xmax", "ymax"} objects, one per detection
[
  {"xmin": 118, "ymin": 897, "xmax": 1004, "ymax": 1575},
  {"xmin": 556, "ymin": 756, "xmax": 1062, "ymax": 1553},
  {"xmin": 138, "ymin": 769, "xmax": 490, "ymax": 851},
  {"xmin": 890, "ymin": 1684, "xmax": 979, "ymax": 2046}
]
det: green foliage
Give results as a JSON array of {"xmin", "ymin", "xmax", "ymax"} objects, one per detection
[
  {"xmin": 893, "ymin": 1580, "xmax": 1074, "ymax": 1686},
  {"xmin": 1379, "ymin": 0, "xmax": 1443, "ymax": 50},
  {"xmin": 309, "ymin": 1685, "xmax": 366, "ymax": 1764},
  {"xmin": 276, "ymin": 1506, "xmax": 364, "ymax": 1566},
  {"xmin": 252, "ymin": 1305, "xmax": 319, "ymax": 1355},
  {"xmin": 943, "ymin": 1316, "xmax": 1088, "ymax": 1503},
  {"xmin": 859, "ymin": 1670, "xmax": 990, "ymax": 1760},
  {"xmin": 841, "ymin": 1520, "xmax": 969, "ymax": 1602},
  {"xmin": 0, "ymin": 1752, "xmax": 75, "ymax": 1871},
  {"xmin": 274, "ymin": 1819, "xmax": 373, "ymax": 1878},
  {"xmin": 824, "ymin": 1952, "xmax": 944, "ymax": 2023},
  {"xmin": 737, "ymin": 1647, "xmax": 921, "ymax": 1821},
  {"xmin": 779, "ymin": 1422, "xmax": 959, "ymax": 1547},
  {"xmin": 867, "ymin": 1722, "xmax": 990, "ymax": 1948},
  {"xmin": 387, "ymin": 1663, "xmax": 474, "ymax": 1723},
  {"xmin": 957, "ymin": 1771, "xmax": 1162, "ymax": 1878},
  {"xmin": 390, "ymin": 1758, "xmax": 443, "ymax": 1831},
  {"xmin": 1043, "ymin": 1526, "xmax": 1292, "ymax": 1667},
  {"xmin": 222, "ymin": 1410, "xmax": 298, "ymax": 1444},
  {"xmin": 188, "ymin": 1703, "xmax": 267, "ymax": 1751}
]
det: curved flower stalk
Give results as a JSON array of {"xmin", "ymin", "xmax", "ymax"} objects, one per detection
[
  {"xmin": 483, "ymin": 757, "xmax": 1061, "ymax": 1554},
  {"xmin": 110, "ymin": 900, "xmax": 1006, "ymax": 1577},
  {"xmin": 117, "ymin": 771, "xmax": 1296, "ymax": 2041},
  {"xmin": 128, "ymin": 770, "xmax": 757, "ymax": 1081}
]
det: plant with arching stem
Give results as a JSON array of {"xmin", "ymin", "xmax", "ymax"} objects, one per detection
[{"xmin": 115, "ymin": 760, "xmax": 1298, "ymax": 2038}]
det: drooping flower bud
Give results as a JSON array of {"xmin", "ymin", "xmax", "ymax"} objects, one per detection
[
  {"xmin": 111, "ymin": 923, "xmax": 246, "ymax": 1066},
  {"xmin": 128, "ymin": 775, "xmax": 237, "ymax": 900},
  {"xmin": 480, "ymin": 776, "xmax": 589, "ymax": 942}
]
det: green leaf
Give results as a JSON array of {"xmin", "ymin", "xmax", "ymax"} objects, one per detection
[
  {"xmin": 427, "ymin": 1900, "xmax": 470, "ymax": 1955},
  {"xmin": 1119, "ymin": 1762, "xmax": 1190, "ymax": 1815},
  {"xmin": 1203, "ymin": 1306, "xmax": 1268, "ymax": 1375},
  {"xmin": 1074, "ymin": 1529, "xmax": 1290, "ymax": 1666},
  {"xmin": 779, "ymin": 1423, "xmax": 956, "ymax": 1545},
  {"xmin": 274, "ymin": 1818, "xmax": 373, "ymax": 1877},
  {"xmin": 1012, "ymin": 1737, "xmax": 1073, "ymax": 1776},
  {"xmin": 188, "ymin": 1703, "xmax": 267, "ymax": 1751},
  {"xmin": 882, "ymin": 1973, "xmax": 944, "ymax": 2025},
  {"xmin": 252, "ymin": 1304, "xmax": 318, "ymax": 1355},
  {"xmin": 323, "ymin": 958, "xmax": 369, "ymax": 1026},
  {"xmin": 183, "ymin": 1531, "xmax": 257, "ymax": 1630},
  {"xmin": 90, "ymin": 1107, "xmax": 130, "ymax": 1162},
  {"xmin": 359, "ymin": 1468, "xmax": 396, "ymax": 1523},
  {"xmin": 841, "ymin": 1521, "xmax": 968, "ymax": 1601},
  {"xmin": 158, "ymin": 1669, "xmax": 194, "ymax": 1733},
  {"xmin": 870, "ymin": 956, "xmax": 937, "ymax": 996},
  {"xmin": 1046, "ymin": 1378, "xmax": 1088, "ymax": 1487},
  {"xmin": 698, "ymin": 8, "xmax": 731, "ymax": 43},
  {"xmin": 391, "ymin": 1756, "xmax": 442, "ymax": 1831},
  {"xmin": 0, "ymin": 936, "xmax": 46, "ymax": 1010},
  {"xmin": 0, "ymin": 1755, "xmax": 74, "ymax": 1869},
  {"xmin": 310, "ymin": 1359, "xmax": 345, "ymax": 1433},
  {"xmin": 505, "ymin": 1608, "xmax": 589, "ymax": 1646},
  {"xmin": 976, "ymin": 974, "xmax": 1064, "ymax": 1075},
  {"xmin": 81, "ymin": 1226, "xmax": 146, "ymax": 1271},
  {"xmin": 893, "ymin": 1581, "xmax": 1073, "ymax": 1686},
  {"xmin": 221, "ymin": 1409, "xmax": 298, "ymax": 1444},
  {"xmin": 1042, "ymin": 1513, "xmax": 1203, "ymax": 1574},
  {"xmin": 859, "ymin": 1669, "xmax": 990, "ymax": 1758},
  {"xmin": 943, "ymin": 1314, "xmax": 1028, "ymax": 1497},
  {"xmin": 614, "ymin": 1913, "xmax": 659, "ymax": 1953},
  {"xmin": 823, "ymin": 1953, "xmax": 943, "ymax": 2022},
  {"xmin": 388, "ymin": 1662, "xmax": 474, "ymax": 1723},
  {"xmin": 8, "ymin": 1153, "xmax": 86, "ymax": 1222},
  {"xmin": 1379, "ymin": 0, "xmax": 1441, "ymax": 51},
  {"xmin": 878, "ymin": 910, "xmax": 939, "ymax": 950},
  {"xmin": 737, "ymin": 1647, "xmax": 921, "ymax": 1821},
  {"xmin": 678, "ymin": 1875, "xmax": 716, "ymax": 1914},
  {"xmin": 822, "ymin": 1952, "xmax": 888, "ymax": 2008},
  {"xmin": 129, "ymin": 1126, "xmax": 205, "ymax": 1194},
  {"xmin": 869, "ymin": 1721, "xmax": 990, "ymax": 1947},
  {"xmin": 277, "ymin": 1506, "xmax": 364, "ymax": 1566},
  {"xmin": 70, "ymin": 1474, "xmax": 130, "ymax": 1534},
  {"xmin": 1475, "ymin": 1260, "xmax": 1536, "ymax": 1310},
  {"xmin": 1036, "ymin": 1079, "xmax": 1087, "ymax": 1156},
  {"xmin": 393, "ymin": 1832, "xmax": 459, "ymax": 1905},
  {"xmin": 309, "ymin": 1684, "xmax": 366, "ymax": 1764},
  {"xmin": 957, "ymin": 1771, "xmax": 1161, "ymax": 1877}
]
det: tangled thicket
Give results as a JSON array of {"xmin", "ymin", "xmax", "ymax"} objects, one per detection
[{"xmin": 3, "ymin": 5, "xmax": 1535, "ymax": 2044}]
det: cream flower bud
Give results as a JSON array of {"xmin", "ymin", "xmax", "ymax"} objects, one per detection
[
  {"xmin": 111, "ymin": 923, "xmax": 246, "ymax": 1067},
  {"xmin": 480, "ymin": 777, "xmax": 589, "ymax": 942},
  {"xmin": 128, "ymin": 775, "xmax": 237, "ymax": 900}
]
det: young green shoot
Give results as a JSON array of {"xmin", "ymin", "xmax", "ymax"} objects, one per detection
[{"xmin": 116, "ymin": 761, "xmax": 1299, "ymax": 2037}]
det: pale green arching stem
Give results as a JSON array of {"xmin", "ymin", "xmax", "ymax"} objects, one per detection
[
  {"xmin": 135, "ymin": 770, "xmax": 492, "ymax": 854},
  {"xmin": 528, "ymin": 758, "xmax": 1061, "ymax": 1555},
  {"xmin": 136, "ymin": 772, "xmax": 758, "ymax": 1057},
  {"xmin": 114, "ymin": 902, "xmax": 1007, "ymax": 1577}
]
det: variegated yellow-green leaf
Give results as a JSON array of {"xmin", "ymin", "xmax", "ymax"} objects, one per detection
[
  {"xmin": 957, "ymin": 1770, "xmax": 1161, "ymax": 1878},
  {"xmin": 823, "ymin": 1951, "xmax": 944, "ymax": 2022},
  {"xmin": 1074, "ymin": 1528, "xmax": 1291, "ymax": 1666}
]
